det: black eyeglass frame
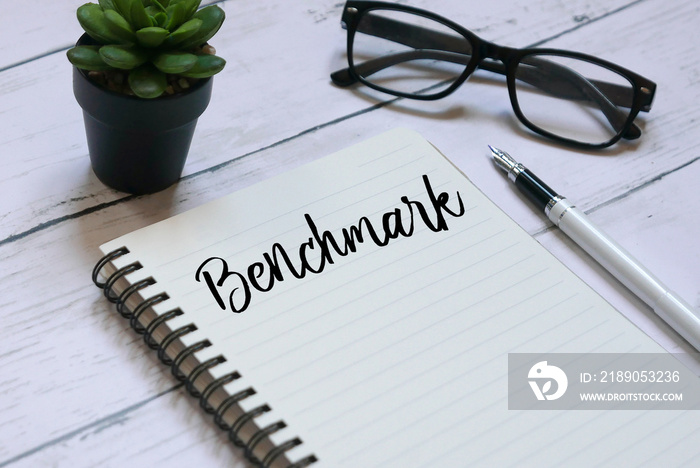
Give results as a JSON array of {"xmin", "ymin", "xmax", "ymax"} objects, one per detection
[{"xmin": 332, "ymin": 1, "xmax": 657, "ymax": 149}]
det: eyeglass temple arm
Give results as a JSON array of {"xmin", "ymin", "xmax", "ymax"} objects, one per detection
[
  {"xmin": 331, "ymin": 14, "xmax": 643, "ymax": 138},
  {"xmin": 517, "ymin": 56, "xmax": 635, "ymax": 138}
]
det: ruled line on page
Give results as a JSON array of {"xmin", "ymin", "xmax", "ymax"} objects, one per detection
[
  {"xmin": 222, "ymin": 216, "xmax": 504, "ymax": 355},
  {"xmin": 273, "ymin": 261, "xmax": 550, "ymax": 407},
  {"xmin": 154, "ymin": 150, "xmax": 430, "ymax": 271},
  {"xmin": 305, "ymin": 289, "xmax": 579, "ymax": 435},
  {"xmin": 327, "ymin": 307, "xmax": 612, "ymax": 465},
  {"xmin": 352, "ymin": 326, "xmax": 632, "ymax": 466},
  {"xmin": 356, "ymin": 143, "xmax": 414, "ymax": 167},
  {"xmin": 242, "ymin": 226, "xmax": 509, "ymax": 375},
  {"xmin": 248, "ymin": 240, "xmax": 532, "ymax": 370},
  {"xmin": 241, "ymin": 249, "xmax": 548, "ymax": 398},
  {"xmin": 161, "ymin": 168, "xmax": 445, "ymax": 298},
  {"xmin": 333, "ymin": 320, "xmax": 629, "ymax": 467},
  {"xmin": 453, "ymin": 347, "xmax": 638, "ymax": 468},
  {"xmin": 173, "ymin": 174, "xmax": 450, "ymax": 308},
  {"xmin": 224, "ymin": 209, "xmax": 486, "ymax": 329},
  {"xmin": 328, "ymin": 354, "xmax": 510, "ymax": 459},
  {"xmin": 388, "ymin": 330, "xmax": 630, "ymax": 468}
]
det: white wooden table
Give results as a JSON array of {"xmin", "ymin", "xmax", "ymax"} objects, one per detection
[{"xmin": 2, "ymin": 0, "xmax": 699, "ymax": 466}]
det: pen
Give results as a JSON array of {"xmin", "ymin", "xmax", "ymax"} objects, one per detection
[{"xmin": 489, "ymin": 146, "xmax": 700, "ymax": 351}]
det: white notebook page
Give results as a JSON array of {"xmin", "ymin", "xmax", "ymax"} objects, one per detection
[{"xmin": 102, "ymin": 129, "xmax": 665, "ymax": 467}]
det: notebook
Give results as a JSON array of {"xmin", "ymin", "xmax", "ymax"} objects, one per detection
[{"xmin": 93, "ymin": 129, "xmax": 664, "ymax": 467}]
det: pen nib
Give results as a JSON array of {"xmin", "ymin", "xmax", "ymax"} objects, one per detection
[{"xmin": 488, "ymin": 146, "xmax": 519, "ymax": 174}]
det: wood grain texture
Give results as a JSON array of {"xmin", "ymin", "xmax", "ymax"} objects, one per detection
[{"xmin": 1, "ymin": 0, "xmax": 698, "ymax": 466}]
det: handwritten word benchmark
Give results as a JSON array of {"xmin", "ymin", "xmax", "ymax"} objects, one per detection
[{"xmin": 195, "ymin": 175, "xmax": 465, "ymax": 313}]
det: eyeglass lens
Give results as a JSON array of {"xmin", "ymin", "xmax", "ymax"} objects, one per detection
[
  {"xmin": 351, "ymin": 8, "xmax": 638, "ymax": 146},
  {"xmin": 353, "ymin": 10, "xmax": 472, "ymax": 96},
  {"xmin": 514, "ymin": 54, "xmax": 635, "ymax": 145}
]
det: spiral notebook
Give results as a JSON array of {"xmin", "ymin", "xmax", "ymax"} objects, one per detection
[{"xmin": 93, "ymin": 129, "xmax": 662, "ymax": 467}]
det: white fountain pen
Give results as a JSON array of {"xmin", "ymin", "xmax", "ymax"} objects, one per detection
[{"xmin": 489, "ymin": 145, "xmax": 700, "ymax": 351}]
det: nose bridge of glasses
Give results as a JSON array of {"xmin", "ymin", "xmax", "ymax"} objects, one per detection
[
  {"xmin": 480, "ymin": 40, "xmax": 513, "ymax": 62},
  {"xmin": 470, "ymin": 40, "xmax": 517, "ymax": 77},
  {"xmin": 445, "ymin": 40, "xmax": 511, "ymax": 84}
]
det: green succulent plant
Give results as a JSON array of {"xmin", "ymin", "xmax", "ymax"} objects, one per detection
[{"xmin": 67, "ymin": 0, "xmax": 226, "ymax": 98}]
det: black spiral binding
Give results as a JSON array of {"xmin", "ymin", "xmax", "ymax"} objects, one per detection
[{"xmin": 92, "ymin": 247, "xmax": 316, "ymax": 467}]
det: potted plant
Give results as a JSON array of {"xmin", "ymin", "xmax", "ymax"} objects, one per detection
[{"xmin": 67, "ymin": 0, "xmax": 226, "ymax": 194}]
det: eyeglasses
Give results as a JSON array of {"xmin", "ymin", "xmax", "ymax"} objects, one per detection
[{"xmin": 331, "ymin": 1, "xmax": 657, "ymax": 149}]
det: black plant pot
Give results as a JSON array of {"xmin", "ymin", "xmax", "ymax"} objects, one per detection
[{"xmin": 72, "ymin": 36, "xmax": 213, "ymax": 195}]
